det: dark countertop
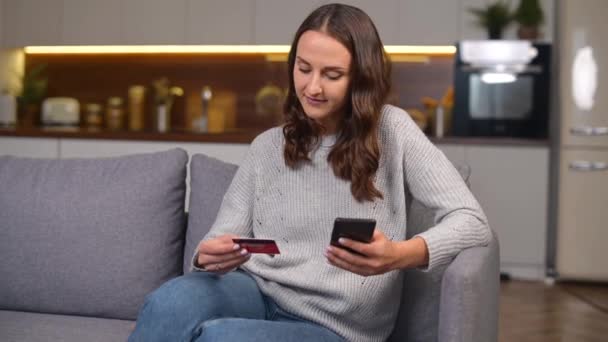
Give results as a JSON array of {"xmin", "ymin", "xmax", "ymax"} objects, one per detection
[{"xmin": 0, "ymin": 126, "xmax": 550, "ymax": 147}]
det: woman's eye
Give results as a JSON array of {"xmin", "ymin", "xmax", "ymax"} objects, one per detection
[
  {"xmin": 326, "ymin": 73, "xmax": 342, "ymax": 80},
  {"xmin": 298, "ymin": 68, "xmax": 311, "ymax": 74}
]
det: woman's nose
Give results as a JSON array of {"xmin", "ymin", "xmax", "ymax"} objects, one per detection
[{"xmin": 307, "ymin": 74, "xmax": 322, "ymax": 95}]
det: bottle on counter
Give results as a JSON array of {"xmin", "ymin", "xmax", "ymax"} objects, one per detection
[
  {"xmin": 84, "ymin": 103, "xmax": 103, "ymax": 129},
  {"xmin": 128, "ymin": 85, "xmax": 145, "ymax": 131},
  {"xmin": 106, "ymin": 97, "xmax": 125, "ymax": 131},
  {"xmin": 0, "ymin": 91, "xmax": 17, "ymax": 127}
]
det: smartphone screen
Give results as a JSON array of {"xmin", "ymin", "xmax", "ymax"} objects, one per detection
[{"xmin": 330, "ymin": 217, "xmax": 376, "ymax": 255}]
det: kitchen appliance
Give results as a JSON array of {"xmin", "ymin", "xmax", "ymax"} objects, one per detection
[
  {"xmin": 41, "ymin": 97, "xmax": 79, "ymax": 126},
  {"xmin": 551, "ymin": 0, "xmax": 608, "ymax": 281},
  {"xmin": 452, "ymin": 40, "xmax": 551, "ymax": 138},
  {"xmin": 0, "ymin": 92, "xmax": 17, "ymax": 126}
]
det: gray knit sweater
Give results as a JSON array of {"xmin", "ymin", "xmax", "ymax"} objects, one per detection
[{"xmin": 192, "ymin": 105, "xmax": 491, "ymax": 341}]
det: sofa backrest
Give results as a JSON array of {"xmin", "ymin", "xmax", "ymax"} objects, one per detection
[
  {"xmin": 0, "ymin": 149, "xmax": 188, "ymax": 321},
  {"xmin": 183, "ymin": 154, "xmax": 238, "ymax": 273}
]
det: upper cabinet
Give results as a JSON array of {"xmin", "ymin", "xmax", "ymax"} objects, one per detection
[
  {"xmin": 334, "ymin": 0, "xmax": 400, "ymax": 45},
  {"xmin": 0, "ymin": 0, "xmax": 4, "ymax": 46},
  {"xmin": 125, "ymin": 0, "xmax": 186, "ymax": 45},
  {"xmin": 187, "ymin": 0, "xmax": 254, "ymax": 44},
  {"xmin": 1, "ymin": 0, "xmax": 555, "ymax": 47},
  {"xmin": 253, "ymin": 0, "xmax": 323, "ymax": 45},
  {"xmin": 62, "ymin": 0, "xmax": 123, "ymax": 45},
  {"xmin": 398, "ymin": 0, "xmax": 460, "ymax": 45},
  {"xmin": 2, "ymin": 0, "xmax": 62, "ymax": 47}
]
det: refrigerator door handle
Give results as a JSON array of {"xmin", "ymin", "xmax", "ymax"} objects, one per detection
[
  {"xmin": 570, "ymin": 126, "xmax": 608, "ymax": 136},
  {"xmin": 569, "ymin": 160, "xmax": 608, "ymax": 171}
]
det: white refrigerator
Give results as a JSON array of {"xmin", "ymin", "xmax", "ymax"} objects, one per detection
[{"xmin": 554, "ymin": 0, "xmax": 608, "ymax": 281}]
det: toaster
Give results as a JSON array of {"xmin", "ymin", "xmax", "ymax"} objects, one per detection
[{"xmin": 42, "ymin": 97, "xmax": 80, "ymax": 126}]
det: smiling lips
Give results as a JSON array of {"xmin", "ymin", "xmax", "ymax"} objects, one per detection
[{"xmin": 305, "ymin": 95, "xmax": 327, "ymax": 106}]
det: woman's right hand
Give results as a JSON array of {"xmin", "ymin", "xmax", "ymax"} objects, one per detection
[{"xmin": 195, "ymin": 234, "xmax": 250, "ymax": 274}]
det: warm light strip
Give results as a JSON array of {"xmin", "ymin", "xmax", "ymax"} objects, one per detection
[{"xmin": 24, "ymin": 45, "xmax": 456, "ymax": 55}]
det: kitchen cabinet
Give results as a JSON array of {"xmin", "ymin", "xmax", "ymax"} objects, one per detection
[
  {"xmin": 398, "ymin": 0, "xmax": 460, "ymax": 45},
  {"xmin": 62, "ymin": 0, "xmax": 123, "ymax": 45},
  {"xmin": 465, "ymin": 145, "xmax": 549, "ymax": 280},
  {"xmin": 187, "ymin": 0, "xmax": 254, "ymax": 45},
  {"xmin": 437, "ymin": 143, "xmax": 466, "ymax": 167},
  {"xmin": 460, "ymin": 0, "xmax": 554, "ymax": 42},
  {"xmin": 253, "ymin": 0, "xmax": 399, "ymax": 45},
  {"xmin": 0, "ymin": 0, "xmax": 4, "ymax": 47},
  {"xmin": 253, "ymin": 0, "xmax": 323, "ymax": 45},
  {"xmin": 0, "ymin": 137, "xmax": 59, "ymax": 158},
  {"xmin": 2, "ymin": 0, "xmax": 62, "ymax": 47},
  {"xmin": 125, "ymin": 0, "xmax": 186, "ymax": 45},
  {"xmin": 327, "ymin": 0, "xmax": 400, "ymax": 45},
  {"xmin": 556, "ymin": 149, "xmax": 608, "ymax": 281},
  {"xmin": 58, "ymin": 139, "xmax": 248, "ymax": 164},
  {"xmin": 436, "ymin": 143, "xmax": 549, "ymax": 279}
]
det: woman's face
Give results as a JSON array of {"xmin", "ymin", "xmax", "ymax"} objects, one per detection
[{"xmin": 293, "ymin": 30, "xmax": 352, "ymax": 134}]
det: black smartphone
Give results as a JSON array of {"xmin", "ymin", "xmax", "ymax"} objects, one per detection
[{"xmin": 330, "ymin": 217, "xmax": 376, "ymax": 256}]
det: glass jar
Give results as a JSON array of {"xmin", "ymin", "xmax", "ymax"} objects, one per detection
[
  {"xmin": 106, "ymin": 97, "xmax": 124, "ymax": 131},
  {"xmin": 84, "ymin": 103, "xmax": 103, "ymax": 129}
]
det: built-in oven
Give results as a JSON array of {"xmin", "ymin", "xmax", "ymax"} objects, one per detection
[{"xmin": 452, "ymin": 41, "xmax": 551, "ymax": 138}]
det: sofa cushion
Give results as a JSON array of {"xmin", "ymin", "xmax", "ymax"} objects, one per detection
[
  {"xmin": 184, "ymin": 153, "xmax": 238, "ymax": 273},
  {"xmin": 0, "ymin": 310, "xmax": 134, "ymax": 342},
  {"xmin": 0, "ymin": 149, "xmax": 187, "ymax": 320}
]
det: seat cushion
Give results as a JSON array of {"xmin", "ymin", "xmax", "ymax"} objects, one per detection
[
  {"xmin": 184, "ymin": 153, "xmax": 238, "ymax": 273},
  {"xmin": 0, "ymin": 149, "xmax": 188, "ymax": 320},
  {"xmin": 0, "ymin": 310, "xmax": 134, "ymax": 342}
]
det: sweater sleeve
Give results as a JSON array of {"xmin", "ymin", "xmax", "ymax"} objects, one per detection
[
  {"xmin": 400, "ymin": 115, "xmax": 492, "ymax": 271},
  {"xmin": 190, "ymin": 143, "xmax": 258, "ymax": 272}
]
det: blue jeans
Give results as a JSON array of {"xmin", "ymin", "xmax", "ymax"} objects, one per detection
[{"xmin": 128, "ymin": 270, "xmax": 344, "ymax": 342}]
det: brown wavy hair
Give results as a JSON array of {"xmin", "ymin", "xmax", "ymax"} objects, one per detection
[{"xmin": 282, "ymin": 3, "xmax": 392, "ymax": 202}]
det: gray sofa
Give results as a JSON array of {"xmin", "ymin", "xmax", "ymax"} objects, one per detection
[{"xmin": 0, "ymin": 148, "xmax": 499, "ymax": 342}]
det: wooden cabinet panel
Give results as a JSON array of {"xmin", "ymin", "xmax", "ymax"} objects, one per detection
[
  {"xmin": 187, "ymin": 0, "xmax": 253, "ymax": 44},
  {"xmin": 2, "ymin": 0, "xmax": 62, "ymax": 47},
  {"xmin": 62, "ymin": 0, "xmax": 123, "ymax": 45},
  {"xmin": 124, "ymin": 0, "xmax": 186, "ymax": 45},
  {"xmin": 398, "ymin": 0, "xmax": 460, "ymax": 45}
]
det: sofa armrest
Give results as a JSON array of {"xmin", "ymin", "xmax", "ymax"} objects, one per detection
[{"xmin": 438, "ymin": 231, "xmax": 500, "ymax": 342}]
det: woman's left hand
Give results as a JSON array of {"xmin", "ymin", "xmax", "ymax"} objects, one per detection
[{"xmin": 324, "ymin": 229, "xmax": 428, "ymax": 276}]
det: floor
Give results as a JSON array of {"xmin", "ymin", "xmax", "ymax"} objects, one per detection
[{"xmin": 499, "ymin": 280, "xmax": 608, "ymax": 342}]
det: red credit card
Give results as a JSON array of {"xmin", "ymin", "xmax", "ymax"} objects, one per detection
[{"xmin": 233, "ymin": 238, "xmax": 280, "ymax": 254}]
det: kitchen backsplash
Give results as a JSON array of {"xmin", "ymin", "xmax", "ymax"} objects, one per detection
[{"xmin": 23, "ymin": 52, "xmax": 453, "ymax": 133}]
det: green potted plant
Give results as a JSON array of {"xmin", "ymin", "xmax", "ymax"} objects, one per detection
[
  {"xmin": 17, "ymin": 64, "xmax": 48, "ymax": 127},
  {"xmin": 513, "ymin": 0, "xmax": 544, "ymax": 40},
  {"xmin": 469, "ymin": 1, "xmax": 513, "ymax": 39}
]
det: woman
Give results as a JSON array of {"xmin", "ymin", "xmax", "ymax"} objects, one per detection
[{"xmin": 129, "ymin": 3, "xmax": 491, "ymax": 342}]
